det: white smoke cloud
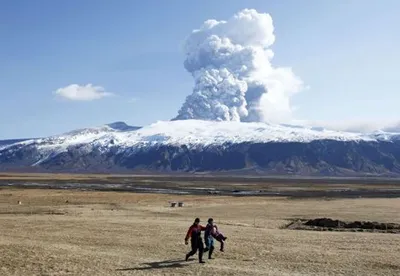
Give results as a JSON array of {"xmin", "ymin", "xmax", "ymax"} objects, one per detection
[
  {"xmin": 54, "ymin": 84, "xmax": 114, "ymax": 101},
  {"xmin": 174, "ymin": 9, "xmax": 304, "ymax": 123},
  {"xmin": 294, "ymin": 119, "xmax": 400, "ymax": 133}
]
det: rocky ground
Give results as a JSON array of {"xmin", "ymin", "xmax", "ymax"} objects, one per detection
[{"xmin": 286, "ymin": 217, "xmax": 400, "ymax": 233}]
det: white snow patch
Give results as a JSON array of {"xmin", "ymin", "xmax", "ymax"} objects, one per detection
[{"xmin": 2, "ymin": 120, "xmax": 400, "ymax": 156}]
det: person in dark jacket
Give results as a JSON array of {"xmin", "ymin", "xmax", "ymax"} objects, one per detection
[
  {"xmin": 185, "ymin": 218, "xmax": 206, "ymax": 263},
  {"xmin": 204, "ymin": 218, "xmax": 215, "ymax": 259}
]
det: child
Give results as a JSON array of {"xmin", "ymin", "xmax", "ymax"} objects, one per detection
[{"xmin": 212, "ymin": 224, "xmax": 227, "ymax": 252}]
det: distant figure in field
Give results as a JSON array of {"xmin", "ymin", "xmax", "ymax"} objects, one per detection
[{"xmin": 185, "ymin": 217, "xmax": 206, "ymax": 263}]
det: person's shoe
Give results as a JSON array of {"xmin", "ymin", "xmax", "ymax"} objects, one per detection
[
  {"xmin": 220, "ymin": 249, "xmax": 224, "ymax": 252},
  {"xmin": 208, "ymin": 256, "xmax": 213, "ymax": 259},
  {"xmin": 199, "ymin": 260, "xmax": 206, "ymax": 263},
  {"xmin": 223, "ymin": 237, "xmax": 227, "ymax": 241},
  {"xmin": 204, "ymin": 247, "xmax": 209, "ymax": 252},
  {"xmin": 185, "ymin": 254, "xmax": 190, "ymax": 261}
]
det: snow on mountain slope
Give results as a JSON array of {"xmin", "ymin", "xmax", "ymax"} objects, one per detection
[
  {"xmin": 0, "ymin": 138, "xmax": 33, "ymax": 150},
  {"xmin": 113, "ymin": 120, "xmax": 378, "ymax": 147},
  {"xmin": 1, "ymin": 120, "xmax": 391, "ymax": 155},
  {"xmin": 3, "ymin": 120, "xmax": 400, "ymax": 175}
]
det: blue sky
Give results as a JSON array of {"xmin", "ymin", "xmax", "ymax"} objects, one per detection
[{"xmin": 1, "ymin": 0, "xmax": 400, "ymax": 139}]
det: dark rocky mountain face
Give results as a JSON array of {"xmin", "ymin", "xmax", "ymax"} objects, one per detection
[
  {"xmin": 105, "ymin": 122, "xmax": 142, "ymax": 132},
  {"xmin": 114, "ymin": 140, "xmax": 400, "ymax": 175},
  {"xmin": 2, "ymin": 139, "xmax": 400, "ymax": 176}
]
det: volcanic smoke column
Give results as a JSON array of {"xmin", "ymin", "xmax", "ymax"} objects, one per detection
[{"xmin": 174, "ymin": 9, "xmax": 303, "ymax": 123}]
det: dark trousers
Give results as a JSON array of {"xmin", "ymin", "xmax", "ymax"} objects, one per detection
[
  {"xmin": 187, "ymin": 237, "xmax": 204, "ymax": 262},
  {"xmin": 214, "ymin": 234, "xmax": 225, "ymax": 251}
]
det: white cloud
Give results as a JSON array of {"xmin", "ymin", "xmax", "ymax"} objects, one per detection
[
  {"xmin": 173, "ymin": 9, "xmax": 400, "ymax": 134},
  {"xmin": 290, "ymin": 119, "xmax": 400, "ymax": 133},
  {"xmin": 174, "ymin": 9, "xmax": 304, "ymax": 123},
  {"xmin": 128, "ymin": 97, "xmax": 138, "ymax": 103},
  {"xmin": 54, "ymin": 84, "xmax": 114, "ymax": 101}
]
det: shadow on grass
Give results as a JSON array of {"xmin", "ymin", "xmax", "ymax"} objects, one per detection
[{"xmin": 116, "ymin": 259, "xmax": 188, "ymax": 271}]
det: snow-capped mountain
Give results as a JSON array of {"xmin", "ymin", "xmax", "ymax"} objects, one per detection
[{"xmin": 2, "ymin": 120, "xmax": 400, "ymax": 176}]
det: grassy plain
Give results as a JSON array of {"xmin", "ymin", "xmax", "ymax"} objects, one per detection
[{"xmin": 0, "ymin": 186, "xmax": 399, "ymax": 275}]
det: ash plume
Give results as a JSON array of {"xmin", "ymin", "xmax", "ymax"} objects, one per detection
[{"xmin": 174, "ymin": 9, "xmax": 303, "ymax": 123}]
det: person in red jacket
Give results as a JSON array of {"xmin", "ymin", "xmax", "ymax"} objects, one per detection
[{"xmin": 185, "ymin": 217, "xmax": 206, "ymax": 263}]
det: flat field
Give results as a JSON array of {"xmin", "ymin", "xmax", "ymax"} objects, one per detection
[
  {"xmin": 0, "ymin": 186, "xmax": 399, "ymax": 275},
  {"xmin": 2, "ymin": 173, "xmax": 400, "ymax": 199}
]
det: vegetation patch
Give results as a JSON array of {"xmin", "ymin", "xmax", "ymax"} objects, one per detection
[{"xmin": 285, "ymin": 218, "xmax": 400, "ymax": 234}]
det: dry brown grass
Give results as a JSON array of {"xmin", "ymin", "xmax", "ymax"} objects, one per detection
[{"xmin": 0, "ymin": 188, "xmax": 399, "ymax": 275}]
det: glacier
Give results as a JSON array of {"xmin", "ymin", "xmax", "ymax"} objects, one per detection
[
  {"xmin": 2, "ymin": 120, "xmax": 395, "ymax": 152},
  {"xmin": 2, "ymin": 120, "xmax": 400, "ymax": 157},
  {"xmin": 2, "ymin": 120, "xmax": 400, "ymax": 175}
]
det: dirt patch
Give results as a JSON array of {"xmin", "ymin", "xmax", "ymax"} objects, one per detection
[{"xmin": 285, "ymin": 218, "xmax": 400, "ymax": 234}]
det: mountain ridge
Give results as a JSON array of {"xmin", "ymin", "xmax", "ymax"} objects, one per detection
[{"xmin": 2, "ymin": 120, "xmax": 400, "ymax": 176}]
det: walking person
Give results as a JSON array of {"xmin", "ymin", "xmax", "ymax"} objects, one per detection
[
  {"xmin": 204, "ymin": 218, "xmax": 215, "ymax": 259},
  {"xmin": 184, "ymin": 218, "xmax": 206, "ymax": 263}
]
